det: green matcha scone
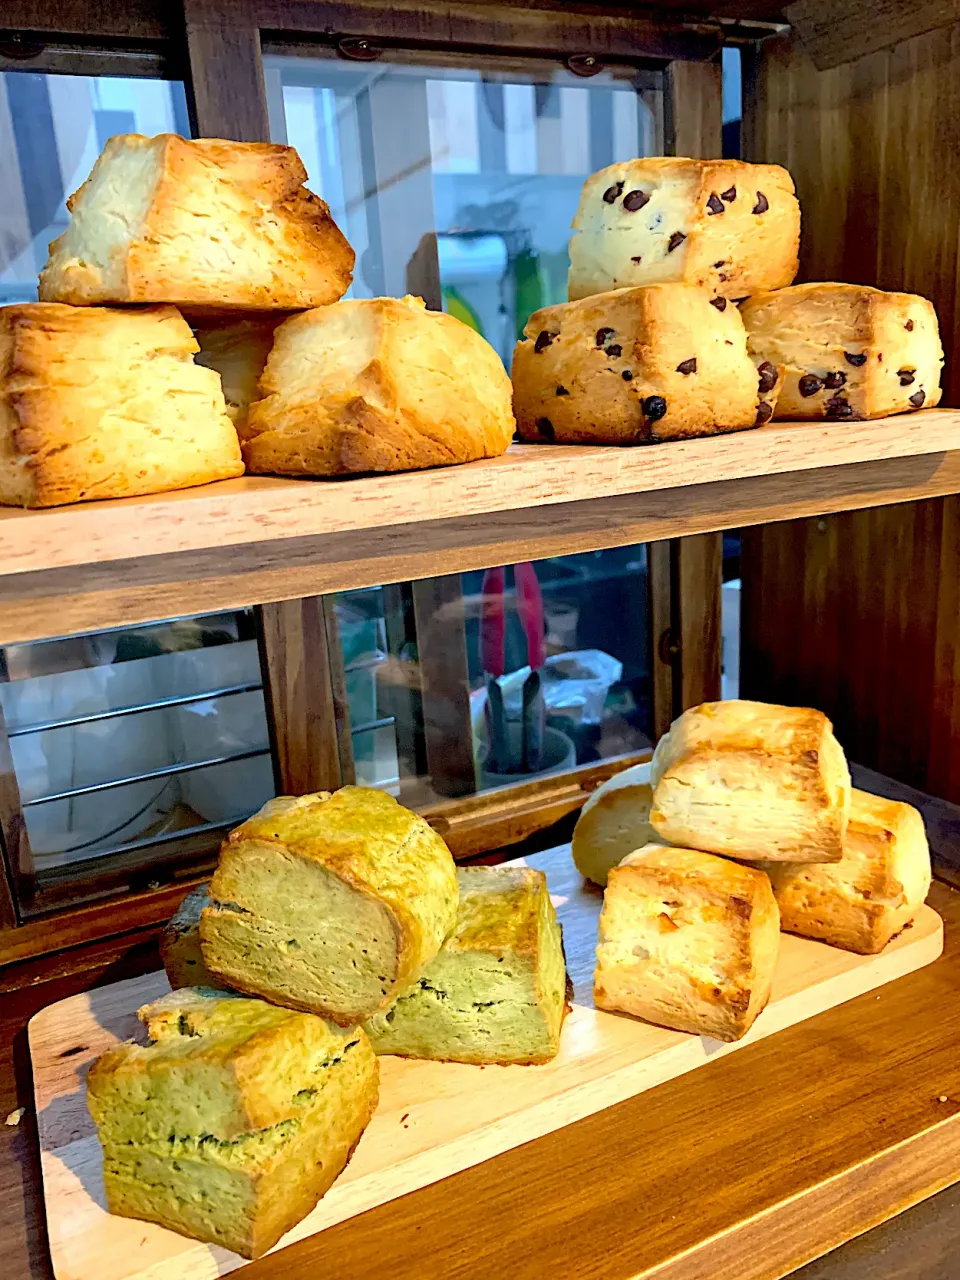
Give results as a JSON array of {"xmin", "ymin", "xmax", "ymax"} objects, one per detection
[
  {"xmin": 86, "ymin": 988, "xmax": 378, "ymax": 1260},
  {"xmin": 200, "ymin": 786, "xmax": 460, "ymax": 1024},
  {"xmin": 160, "ymin": 883, "xmax": 229, "ymax": 991},
  {"xmin": 364, "ymin": 866, "xmax": 570, "ymax": 1064}
]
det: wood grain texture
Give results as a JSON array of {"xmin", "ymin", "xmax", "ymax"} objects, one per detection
[
  {"xmin": 28, "ymin": 845, "xmax": 942, "ymax": 1280},
  {"xmin": 411, "ymin": 575, "xmax": 476, "ymax": 798},
  {"xmin": 182, "ymin": 4, "xmax": 270, "ymax": 142},
  {"xmin": 647, "ymin": 540, "xmax": 675, "ymax": 739},
  {"xmin": 665, "ymin": 57, "xmax": 723, "ymax": 157},
  {"xmin": 676, "ymin": 532, "xmax": 723, "ymax": 711},
  {"xmin": 785, "ymin": 0, "xmax": 960, "ymax": 71}
]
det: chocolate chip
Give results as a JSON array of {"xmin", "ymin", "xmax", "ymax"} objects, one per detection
[
  {"xmin": 825, "ymin": 395, "xmax": 854, "ymax": 419},
  {"xmin": 631, "ymin": 255, "xmax": 642, "ymax": 263},
  {"xmin": 677, "ymin": 357, "xmax": 697, "ymax": 375},
  {"xmin": 643, "ymin": 396, "xmax": 668, "ymax": 421},
  {"xmin": 824, "ymin": 371, "xmax": 846, "ymax": 389},
  {"xmin": 706, "ymin": 192, "xmax": 725, "ymax": 215},
  {"xmin": 710, "ymin": 297, "xmax": 727, "ymax": 311},
  {"xmin": 756, "ymin": 401, "xmax": 774, "ymax": 425},
  {"xmin": 721, "ymin": 186, "xmax": 737, "ymax": 202},
  {"xmin": 603, "ymin": 181, "xmax": 624, "ymax": 204},
  {"xmin": 622, "ymin": 370, "xmax": 633, "ymax": 381},
  {"xmin": 898, "ymin": 368, "xmax": 916, "ymax": 386},
  {"xmin": 623, "ymin": 189, "xmax": 650, "ymax": 212},
  {"xmin": 605, "ymin": 344, "xmax": 622, "ymax": 358},
  {"xmin": 798, "ymin": 373, "xmax": 824, "ymax": 397},
  {"xmin": 909, "ymin": 389, "xmax": 926, "ymax": 408},
  {"xmin": 667, "ymin": 231, "xmax": 686, "ymax": 252},
  {"xmin": 713, "ymin": 260, "xmax": 726, "ymax": 268},
  {"xmin": 757, "ymin": 361, "xmax": 778, "ymax": 394},
  {"xmin": 555, "ymin": 385, "xmax": 569, "ymax": 396},
  {"xmin": 595, "ymin": 327, "xmax": 615, "ymax": 347},
  {"xmin": 535, "ymin": 417, "xmax": 555, "ymax": 440},
  {"xmin": 844, "ymin": 351, "xmax": 868, "ymax": 367},
  {"xmin": 905, "ymin": 319, "xmax": 915, "ymax": 331},
  {"xmin": 752, "ymin": 191, "xmax": 769, "ymax": 214},
  {"xmin": 534, "ymin": 330, "xmax": 555, "ymax": 354}
]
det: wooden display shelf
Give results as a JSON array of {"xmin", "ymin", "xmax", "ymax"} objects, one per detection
[{"xmin": 2, "ymin": 411, "xmax": 960, "ymax": 644}]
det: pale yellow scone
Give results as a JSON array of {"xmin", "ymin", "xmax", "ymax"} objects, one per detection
[
  {"xmin": 87, "ymin": 988, "xmax": 378, "ymax": 1259},
  {"xmin": 568, "ymin": 157, "xmax": 799, "ymax": 303},
  {"xmin": 161, "ymin": 884, "xmax": 230, "ymax": 991},
  {"xmin": 241, "ymin": 295, "xmax": 515, "ymax": 476},
  {"xmin": 39, "ymin": 134, "xmax": 354, "ymax": 309},
  {"xmin": 594, "ymin": 844, "xmax": 780, "ymax": 1042},
  {"xmin": 200, "ymin": 787, "xmax": 460, "ymax": 1025},
  {"xmin": 739, "ymin": 283, "xmax": 943, "ymax": 420},
  {"xmin": 512, "ymin": 284, "xmax": 774, "ymax": 445},
  {"xmin": 650, "ymin": 700, "xmax": 851, "ymax": 863},
  {"xmin": 0, "ymin": 302, "xmax": 242, "ymax": 508},
  {"xmin": 572, "ymin": 761, "xmax": 664, "ymax": 887},
  {"xmin": 758, "ymin": 788, "xmax": 931, "ymax": 954},
  {"xmin": 193, "ymin": 314, "xmax": 290, "ymax": 429}
]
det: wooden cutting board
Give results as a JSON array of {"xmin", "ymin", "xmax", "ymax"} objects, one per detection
[{"xmin": 29, "ymin": 845, "xmax": 943, "ymax": 1280}]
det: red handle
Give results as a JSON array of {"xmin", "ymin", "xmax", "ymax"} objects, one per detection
[
  {"xmin": 515, "ymin": 562, "xmax": 545, "ymax": 670},
  {"xmin": 480, "ymin": 566, "xmax": 506, "ymax": 678}
]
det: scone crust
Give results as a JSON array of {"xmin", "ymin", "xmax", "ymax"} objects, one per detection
[
  {"xmin": 161, "ymin": 884, "xmax": 230, "ymax": 991},
  {"xmin": 572, "ymin": 760, "xmax": 660, "ymax": 887},
  {"xmin": 243, "ymin": 295, "xmax": 515, "ymax": 476},
  {"xmin": 0, "ymin": 301, "xmax": 243, "ymax": 507},
  {"xmin": 568, "ymin": 157, "xmax": 799, "ymax": 302},
  {"xmin": 650, "ymin": 700, "xmax": 851, "ymax": 863},
  {"xmin": 513, "ymin": 284, "xmax": 767, "ymax": 445},
  {"xmin": 39, "ymin": 133, "xmax": 354, "ymax": 309},
  {"xmin": 739, "ymin": 282, "xmax": 943, "ymax": 421}
]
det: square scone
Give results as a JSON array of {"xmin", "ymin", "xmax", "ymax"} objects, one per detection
[
  {"xmin": 86, "ymin": 988, "xmax": 378, "ymax": 1259},
  {"xmin": 650, "ymin": 700, "xmax": 851, "ymax": 863},
  {"xmin": 759, "ymin": 788, "xmax": 931, "ymax": 953},
  {"xmin": 364, "ymin": 866, "xmax": 569, "ymax": 1064},
  {"xmin": 594, "ymin": 845, "xmax": 780, "ymax": 1042},
  {"xmin": 572, "ymin": 760, "xmax": 662, "ymax": 887}
]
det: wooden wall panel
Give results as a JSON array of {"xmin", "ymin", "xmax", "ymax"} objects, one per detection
[{"xmin": 742, "ymin": 27, "xmax": 960, "ymax": 801}]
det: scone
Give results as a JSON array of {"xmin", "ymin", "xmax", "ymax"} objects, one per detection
[
  {"xmin": 594, "ymin": 844, "xmax": 780, "ymax": 1041},
  {"xmin": 572, "ymin": 761, "xmax": 664, "ymax": 887},
  {"xmin": 739, "ymin": 283, "xmax": 943, "ymax": 420},
  {"xmin": 513, "ymin": 284, "xmax": 773, "ymax": 445},
  {"xmin": 200, "ymin": 787, "xmax": 460, "ymax": 1024},
  {"xmin": 161, "ymin": 884, "xmax": 229, "ymax": 991},
  {"xmin": 193, "ymin": 314, "xmax": 289, "ymax": 429},
  {"xmin": 759, "ymin": 788, "xmax": 931, "ymax": 953},
  {"xmin": 0, "ymin": 302, "xmax": 243, "ymax": 508},
  {"xmin": 241, "ymin": 295, "xmax": 515, "ymax": 476},
  {"xmin": 87, "ymin": 988, "xmax": 378, "ymax": 1259},
  {"xmin": 39, "ymin": 134, "xmax": 354, "ymax": 309},
  {"xmin": 650, "ymin": 700, "xmax": 851, "ymax": 863},
  {"xmin": 568, "ymin": 157, "xmax": 799, "ymax": 303},
  {"xmin": 364, "ymin": 866, "xmax": 569, "ymax": 1064}
]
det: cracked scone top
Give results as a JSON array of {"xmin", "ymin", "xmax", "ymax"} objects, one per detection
[{"xmin": 200, "ymin": 787, "xmax": 460, "ymax": 1025}]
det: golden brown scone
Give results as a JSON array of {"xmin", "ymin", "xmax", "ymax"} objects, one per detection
[
  {"xmin": 568, "ymin": 158, "xmax": 799, "ymax": 303},
  {"xmin": 594, "ymin": 843, "xmax": 780, "ymax": 1041},
  {"xmin": 39, "ymin": 134, "xmax": 354, "ymax": 309},
  {"xmin": 242, "ymin": 295, "xmax": 515, "ymax": 476},
  {"xmin": 512, "ymin": 284, "xmax": 771, "ymax": 445},
  {"xmin": 0, "ymin": 302, "xmax": 243, "ymax": 508},
  {"xmin": 650, "ymin": 700, "xmax": 851, "ymax": 863},
  {"xmin": 739, "ymin": 283, "xmax": 943, "ymax": 420},
  {"xmin": 571, "ymin": 761, "xmax": 664, "ymax": 887},
  {"xmin": 759, "ymin": 788, "xmax": 931, "ymax": 953},
  {"xmin": 193, "ymin": 314, "xmax": 289, "ymax": 429}
]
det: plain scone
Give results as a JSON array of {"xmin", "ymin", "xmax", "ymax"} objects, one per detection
[
  {"xmin": 572, "ymin": 761, "xmax": 663, "ymax": 887},
  {"xmin": 594, "ymin": 844, "xmax": 781, "ymax": 1041},
  {"xmin": 161, "ymin": 884, "xmax": 229, "ymax": 991},
  {"xmin": 512, "ymin": 284, "xmax": 777, "ymax": 445},
  {"xmin": 86, "ymin": 988, "xmax": 378, "ymax": 1259},
  {"xmin": 39, "ymin": 134, "xmax": 354, "ymax": 309},
  {"xmin": 759, "ymin": 788, "xmax": 931, "ymax": 953},
  {"xmin": 650, "ymin": 700, "xmax": 851, "ymax": 863},
  {"xmin": 193, "ymin": 314, "xmax": 289, "ymax": 429},
  {"xmin": 200, "ymin": 787, "xmax": 460, "ymax": 1024},
  {"xmin": 364, "ymin": 866, "xmax": 569, "ymax": 1064},
  {"xmin": 0, "ymin": 302, "xmax": 243, "ymax": 508},
  {"xmin": 568, "ymin": 158, "xmax": 799, "ymax": 303},
  {"xmin": 739, "ymin": 283, "xmax": 943, "ymax": 420},
  {"xmin": 241, "ymin": 295, "xmax": 515, "ymax": 476}
]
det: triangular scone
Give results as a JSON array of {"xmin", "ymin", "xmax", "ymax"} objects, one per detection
[{"xmin": 39, "ymin": 134, "xmax": 354, "ymax": 309}]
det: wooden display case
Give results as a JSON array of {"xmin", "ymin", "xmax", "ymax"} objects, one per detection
[{"xmin": 3, "ymin": 3, "xmax": 960, "ymax": 1278}]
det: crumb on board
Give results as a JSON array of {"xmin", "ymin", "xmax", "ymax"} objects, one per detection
[{"xmin": 5, "ymin": 1107, "xmax": 25, "ymax": 1127}]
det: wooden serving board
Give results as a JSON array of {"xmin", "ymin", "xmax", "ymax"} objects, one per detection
[{"xmin": 29, "ymin": 846, "xmax": 943, "ymax": 1280}]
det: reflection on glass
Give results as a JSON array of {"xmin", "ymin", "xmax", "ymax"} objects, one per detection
[{"xmin": 264, "ymin": 51, "xmax": 662, "ymax": 363}]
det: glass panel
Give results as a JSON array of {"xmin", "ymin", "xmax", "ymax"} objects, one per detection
[
  {"xmin": 2, "ymin": 611, "xmax": 274, "ymax": 914},
  {"xmin": 0, "ymin": 69, "xmax": 189, "ymax": 304},
  {"xmin": 264, "ymin": 48, "xmax": 663, "ymax": 364}
]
